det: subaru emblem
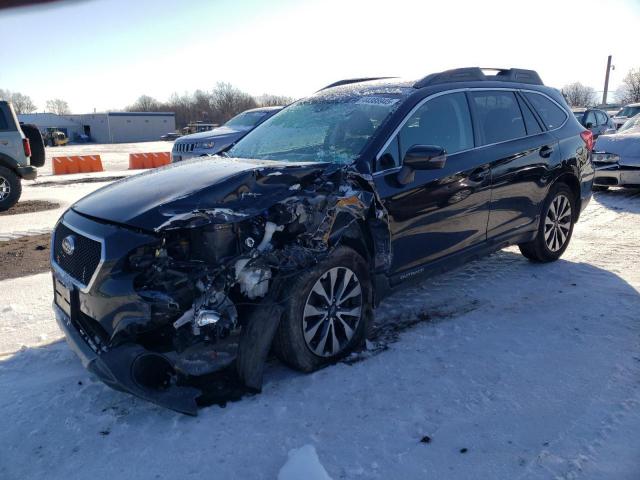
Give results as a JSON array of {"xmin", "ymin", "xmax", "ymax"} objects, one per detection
[{"xmin": 62, "ymin": 235, "xmax": 76, "ymax": 256}]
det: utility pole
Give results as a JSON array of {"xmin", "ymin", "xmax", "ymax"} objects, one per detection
[{"xmin": 602, "ymin": 55, "xmax": 612, "ymax": 106}]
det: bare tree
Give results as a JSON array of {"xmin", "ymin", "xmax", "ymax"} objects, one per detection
[
  {"xmin": 211, "ymin": 82, "xmax": 257, "ymax": 122},
  {"xmin": 128, "ymin": 84, "xmax": 293, "ymax": 130},
  {"xmin": 0, "ymin": 89, "xmax": 37, "ymax": 113},
  {"xmin": 45, "ymin": 98, "xmax": 70, "ymax": 115},
  {"xmin": 10, "ymin": 92, "xmax": 37, "ymax": 114},
  {"xmin": 615, "ymin": 68, "xmax": 640, "ymax": 105},
  {"xmin": 126, "ymin": 95, "xmax": 162, "ymax": 112},
  {"xmin": 561, "ymin": 82, "xmax": 597, "ymax": 107},
  {"xmin": 257, "ymin": 94, "xmax": 294, "ymax": 107}
]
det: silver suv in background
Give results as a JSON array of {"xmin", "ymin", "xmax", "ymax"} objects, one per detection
[
  {"xmin": 612, "ymin": 103, "xmax": 640, "ymax": 129},
  {"xmin": 171, "ymin": 106, "xmax": 282, "ymax": 162},
  {"xmin": 0, "ymin": 101, "xmax": 39, "ymax": 211}
]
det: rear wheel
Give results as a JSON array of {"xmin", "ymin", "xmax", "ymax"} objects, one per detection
[
  {"xmin": 519, "ymin": 183, "xmax": 575, "ymax": 262},
  {"xmin": 273, "ymin": 246, "xmax": 372, "ymax": 372},
  {"xmin": 0, "ymin": 166, "xmax": 21, "ymax": 212}
]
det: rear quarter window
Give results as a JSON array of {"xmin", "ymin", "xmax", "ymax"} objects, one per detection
[{"xmin": 523, "ymin": 92, "xmax": 567, "ymax": 130}]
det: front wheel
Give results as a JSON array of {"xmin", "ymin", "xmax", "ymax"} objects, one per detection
[
  {"xmin": 519, "ymin": 183, "xmax": 575, "ymax": 262},
  {"xmin": 273, "ymin": 246, "xmax": 372, "ymax": 372}
]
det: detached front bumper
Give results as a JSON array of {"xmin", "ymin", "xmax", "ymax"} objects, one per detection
[{"xmin": 54, "ymin": 302, "xmax": 200, "ymax": 415}]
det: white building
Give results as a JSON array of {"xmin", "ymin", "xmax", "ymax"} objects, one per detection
[
  {"xmin": 17, "ymin": 113, "xmax": 83, "ymax": 141},
  {"xmin": 18, "ymin": 112, "xmax": 176, "ymax": 143}
]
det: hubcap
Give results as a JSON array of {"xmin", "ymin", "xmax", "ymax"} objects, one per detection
[
  {"xmin": 0, "ymin": 176, "xmax": 10, "ymax": 201},
  {"xmin": 544, "ymin": 194, "xmax": 572, "ymax": 252},
  {"xmin": 302, "ymin": 266, "xmax": 363, "ymax": 357}
]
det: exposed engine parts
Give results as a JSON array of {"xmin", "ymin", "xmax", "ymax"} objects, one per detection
[{"xmin": 128, "ymin": 166, "xmax": 390, "ymax": 359}]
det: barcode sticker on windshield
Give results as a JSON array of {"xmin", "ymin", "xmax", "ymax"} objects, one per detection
[{"xmin": 355, "ymin": 97, "xmax": 399, "ymax": 106}]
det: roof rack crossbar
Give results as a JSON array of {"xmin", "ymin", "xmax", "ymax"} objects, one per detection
[
  {"xmin": 414, "ymin": 67, "xmax": 543, "ymax": 89},
  {"xmin": 319, "ymin": 77, "xmax": 396, "ymax": 91}
]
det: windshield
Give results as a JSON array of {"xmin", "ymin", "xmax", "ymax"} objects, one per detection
[
  {"xmin": 225, "ymin": 111, "xmax": 269, "ymax": 129},
  {"xmin": 228, "ymin": 92, "xmax": 405, "ymax": 164},
  {"xmin": 573, "ymin": 112, "xmax": 584, "ymax": 122},
  {"xmin": 616, "ymin": 106, "xmax": 640, "ymax": 118},
  {"xmin": 618, "ymin": 113, "xmax": 640, "ymax": 133}
]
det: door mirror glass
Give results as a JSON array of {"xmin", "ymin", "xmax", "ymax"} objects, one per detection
[{"xmin": 403, "ymin": 144, "xmax": 447, "ymax": 170}]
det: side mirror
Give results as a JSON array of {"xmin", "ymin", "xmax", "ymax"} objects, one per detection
[
  {"xmin": 397, "ymin": 145, "xmax": 447, "ymax": 185},
  {"xmin": 404, "ymin": 145, "xmax": 447, "ymax": 169},
  {"xmin": 585, "ymin": 122, "xmax": 594, "ymax": 129}
]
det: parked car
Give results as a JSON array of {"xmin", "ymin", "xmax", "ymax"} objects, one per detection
[
  {"xmin": 611, "ymin": 103, "xmax": 640, "ymax": 129},
  {"xmin": 592, "ymin": 113, "xmax": 640, "ymax": 190},
  {"xmin": 0, "ymin": 101, "xmax": 42, "ymax": 211},
  {"xmin": 171, "ymin": 106, "xmax": 283, "ymax": 162},
  {"xmin": 160, "ymin": 132, "xmax": 182, "ymax": 141},
  {"xmin": 572, "ymin": 108, "xmax": 616, "ymax": 138},
  {"xmin": 51, "ymin": 67, "xmax": 593, "ymax": 414}
]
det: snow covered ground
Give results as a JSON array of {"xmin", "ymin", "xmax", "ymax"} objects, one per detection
[{"xmin": 1, "ymin": 189, "xmax": 639, "ymax": 479}]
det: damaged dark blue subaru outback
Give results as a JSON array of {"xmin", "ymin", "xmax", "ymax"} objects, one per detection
[{"xmin": 51, "ymin": 68, "xmax": 594, "ymax": 414}]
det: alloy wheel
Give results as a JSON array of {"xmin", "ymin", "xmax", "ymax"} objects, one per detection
[
  {"xmin": 544, "ymin": 193, "xmax": 572, "ymax": 252},
  {"xmin": 302, "ymin": 266, "xmax": 363, "ymax": 357},
  {"xmin": 0, "ymin": 176, "xmax": 10, "ymax": 201}
]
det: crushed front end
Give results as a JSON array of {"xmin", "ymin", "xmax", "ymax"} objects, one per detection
[{"xmin": 51, "ymin": 161, "xmax": 391, "ymax": 414}]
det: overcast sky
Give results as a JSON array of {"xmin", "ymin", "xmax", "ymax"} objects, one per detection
[{"xmin": 1, "ymin": 0, "xmax": 638, "ymax": 113}]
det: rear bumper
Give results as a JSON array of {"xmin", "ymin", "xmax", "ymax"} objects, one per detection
[{"xmin": 16, "ymin": 165, "xmax": 37, "ymax": 180}]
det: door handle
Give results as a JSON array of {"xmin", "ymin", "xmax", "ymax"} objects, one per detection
[
  {"xmin": 539, "ymin": 145, "xmax": 554, "ymax": 158},
  {"xmin": 470, "ymin": 166, "xmax": 490, "ymax": 182}
]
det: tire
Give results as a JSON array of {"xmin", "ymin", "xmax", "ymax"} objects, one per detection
[
  {"xmin": 20, "ymin": 124, "xmax": 45, "ymax": 168},
  {"xmin": 273, "ymin": 246, "xmax": 372, "ymax": 372},
  {"xmin": 592, "ymin": 185, "xmax": 609, "ymax": 192},
  {"xmin": 519, "ymin": 183, "xmax": 575, "ymax": 263},
  {"xmin": 0, "ymin": 166, "xmax": 21, "ymax": 212}
]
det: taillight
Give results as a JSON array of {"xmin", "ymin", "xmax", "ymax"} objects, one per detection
[
  {"xmin": 22, "ymin": 138, "xmax": 32, "ymax": 157},
  {"xmin": 580, "ymin": 130, "xmax": 594, "ymax": 151}
]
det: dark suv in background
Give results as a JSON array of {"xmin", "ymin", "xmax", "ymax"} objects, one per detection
[
  {"xmin": 572, "ymin": 107, "xmax": 615, "ymax": 138},
  {"xmin": 51, "ymin": 68, "xmax": 594, "ymax": 414}
]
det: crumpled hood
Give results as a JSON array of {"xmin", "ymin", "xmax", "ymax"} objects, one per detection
[
  {"xmin": 595, "ymin": 130, "xmax": 640, "ymax": 166},
  {"xmin": 72, "ymin": 157, "xmax": 332, "ymax": 231},
  {"xmin": 176, "ymin": 125, "xmax": 246, "ymax": 142}
]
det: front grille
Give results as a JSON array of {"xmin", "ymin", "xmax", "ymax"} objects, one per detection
[
  {"xmin": 174, "ymin": 142, "xmax": 196, "ymax": 153},
  {"xmin": 53, "ymin": 223, "xmax": 102, "ymax": 286}
]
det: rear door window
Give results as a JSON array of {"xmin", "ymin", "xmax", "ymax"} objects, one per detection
[
  {"xmin": 397, "ymin": 92, "xmax": 474, "ymax": 159},
  {"xmin": 469, "ymin": 91, "xmax": 526, "ymax": 145},
  {"xmin": 523, "ymin": 92, "xmax": 568, "ymax": 130}
]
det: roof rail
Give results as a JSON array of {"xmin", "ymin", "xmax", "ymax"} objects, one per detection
[
  {"xmin": 414, "ymin": 67, "xmax": 543, "ymax": 89},
  {"xmin": 319, "ymin": 77, "xmax": 396, "ymax": 91}
]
